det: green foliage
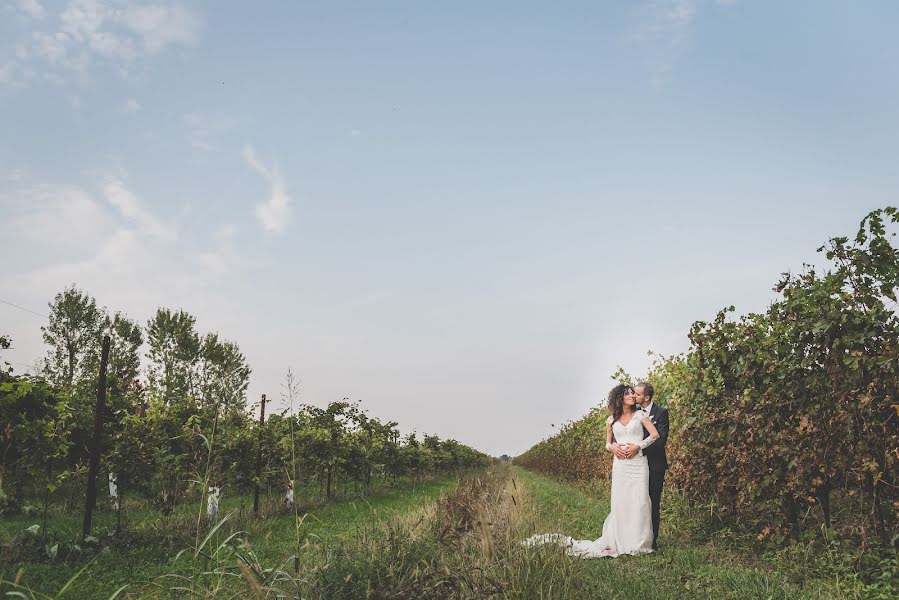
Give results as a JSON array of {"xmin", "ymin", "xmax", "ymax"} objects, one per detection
[
  {"xmin": 514, "ymin": 405, "xmax": 611, "ymax": 481},
  {"xmin": 0, "ymin": 375, "xmax": 71, "ymax": 512},
  {"xmin": 517, "ymin": 208, "xmax": 899, "ymax": 559},
  {"xmin": 195, "ymin": 333, "xmax": 251, "ymax": 413},
  {"xmin": 518, "ymin": 468, "xmax": 857, "ymax": 599},
  {"xmin": 3, "ymin": 283, "xmax": 494, "ymax": 598},
  {"xmin": 4, "ymin": 285, "xmax": 489, "ymax": 551},
  {"xmin": 144, "ymin": 309, "xmax": 251, "ymax": 416},
  {"xmin": 103, "ymin": 312, "xmax": 143, "ymax": 413},
  {"xmin": 145, "ymin": 308, "xmax": 201, "ymax": 405},
  {"xmin": 41, "ymin": 284, "xmax": 104, "ymax": 392},
  {"xmin": 668, "ymin": 207, "xmax": 899, "ymax": 543},
  {"xmin": 0, "ymin": 476, "xmax": 460, "ymax": 599}
]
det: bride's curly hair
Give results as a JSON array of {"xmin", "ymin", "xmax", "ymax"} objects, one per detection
[{"xmin": 608, "ymin": 383, "xmax": 636, "ymax": 424}]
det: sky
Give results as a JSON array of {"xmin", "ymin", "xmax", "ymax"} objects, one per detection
[{"xmin": 2, "ymin": 1, "xmax": 898, "ymax": 457}]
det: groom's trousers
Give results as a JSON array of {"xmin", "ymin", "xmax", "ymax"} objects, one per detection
[{"xmin": 648, "ymin": 467, "xmax": 665, "ymax": 548}]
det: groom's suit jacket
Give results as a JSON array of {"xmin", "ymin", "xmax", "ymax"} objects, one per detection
[{"xmin": 642, "ymin": 403, "xmax": 669, "ymax": 471}]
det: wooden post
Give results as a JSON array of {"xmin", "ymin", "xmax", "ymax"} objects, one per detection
[
  {"xmin": 82, "ymin": 335, "xmax": 111, "ymax": 539},
  {"xmin": 253, "ymin": 393, "xmax": 266, "ymax": 515}
]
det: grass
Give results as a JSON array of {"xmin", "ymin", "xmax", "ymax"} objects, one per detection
[
  {"xmin": 516, "ymin": 467, "xmax": 891, "ymax": 599},
  {"xmin": 290, "ymin": 465, "xmax": 887, "ymax": 599},
  {"xmin": 3, "ymin": 467, "xmax": 893, "ymax": 598},
  {"xmin": 294, "ymin": 463, "xmax": 520, "ymax": 598},
  {"xmin": 0, "ymin": 476, "xmax": 460, "ymax": 599}
]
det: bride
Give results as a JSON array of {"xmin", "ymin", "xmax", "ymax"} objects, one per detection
[{"xmin": 524, "ymin": 384, "xmax": 660, "ymax": 558}]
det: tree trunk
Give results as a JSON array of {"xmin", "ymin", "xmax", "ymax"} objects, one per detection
[
  {"xmin": 14, "ymin": 464, "xmax": 23, "ymax": 503},
  {"xmin": 82, "ymin": 335, "xmax": 110, "ymax": 539},
  {"xmin": 116, "ymin": 483, "xmax": 123, "ymax": 534},
  {"xmin": 783, "ymin": 493, "xmax": 800, "ymax": 541},
  {"xmin": 68, "ymin": 471, "xmax": 78, "ymax": 512},
  {"xmin": 253, "ymin": 394, "xmax": 266, "ymax": 516},
  {"xmin": 872, "ymin": 481, "xmax": 888, "ymax": 544},
  {"xmin": 67, "ymin": 345, "xmax": 76, "ymax": 389},
  {"xmin": 326, "ymin": 468, "xmax": 333, "ymax": 498},
  {"xmin": 816, "ymin": 481, "xmax": 831, "ymax": 529},
  {"xmin": 41, "ymin": 464, "xmax": 52, "ymax": 546}
]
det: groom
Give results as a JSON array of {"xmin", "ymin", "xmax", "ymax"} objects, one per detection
[{"xmin": 617, "ymin": 382, "xmax": 669, "ymax": 549}]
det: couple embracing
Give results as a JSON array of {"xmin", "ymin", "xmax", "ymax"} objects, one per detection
[{"xmin": 526, "ymin": 382, "xmax": 669, "ymax": 558}]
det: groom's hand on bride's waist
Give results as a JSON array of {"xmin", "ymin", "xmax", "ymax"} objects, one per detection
[
  {"xmin": 622, "ymin": 445, "xmax": 640, "ymax": 459},
  {"xmin": 610, "ymin": 443, "xmax": 639, "ymax": 460}
]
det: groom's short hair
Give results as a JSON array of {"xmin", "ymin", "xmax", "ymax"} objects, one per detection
[{"xmin": 637, "ymin": 382, "xmax": 654, "ymax": 399}]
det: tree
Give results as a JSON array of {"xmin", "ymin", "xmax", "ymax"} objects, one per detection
[
  {"xmin": 104, "ymin": 312, "xmax": 143, "ymax": 415},
  {"xmin": 196, "ymin": 333, "xmax": 251, "ymax": 414},
  {"xmin": 146, "ymin": 308, "xmax": 200, "ymax": 404},
  {"xmin": 41, "ymin": 285, "xmax": 103, "ymax": 392},
  {"xmin": 517, "ymin": 207, "xmax": 899, "ymax": 544},
  {"xmin": 303, "ymin": 401, "xmax": 352, "ymax": 498},
  {"xmin": 41, "ymin": 286, "xmax": 106, "ymax": 472},
  {"xmin": 0, "ymin": 334, "xmax": 11, "ymax": 374}
]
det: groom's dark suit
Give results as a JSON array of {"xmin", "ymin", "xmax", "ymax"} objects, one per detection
[{"xmin": 641, "ymin": 402, "xmax": 669, "ymax": 549}]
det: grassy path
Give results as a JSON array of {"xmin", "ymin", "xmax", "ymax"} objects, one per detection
[
  {"xmin": 516, "ymin": 467, "xmax": 842, "ymax": 600},
  {"xmin": 3, "ymin": 469, "xmax": 874, "ymax": 599},
  {"xmin": 0, "ymin": 477, "xmax": 459, "ymax": 599}
]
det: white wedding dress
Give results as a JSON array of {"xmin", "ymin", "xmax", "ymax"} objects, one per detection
[{"xmin": 524, "ymin": 409, "xmax": 655, "ymax": 558}]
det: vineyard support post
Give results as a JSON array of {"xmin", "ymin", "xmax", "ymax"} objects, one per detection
[
  {"xmin": 253, "ymin": 393, "xmax": 266, "ymax": 515},
  {"xmin": 82, "ymin": 335, "xmax": 111, "ymax": 539}
]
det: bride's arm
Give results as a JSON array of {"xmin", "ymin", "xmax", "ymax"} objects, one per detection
[{"xmin": 638, "ymin": 416, "xmax": 661, "ymax": 450}]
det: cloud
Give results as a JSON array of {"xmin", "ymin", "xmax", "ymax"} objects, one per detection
[
  {"xmin": 243, "ymin": 145, "xmax": 291, "ymax": 234},
  {"xmin": 3, "ymin": 175, "xmax": 247, "ymax": 343},
  {"xmin": 632, "ymin": 0, "xmax": 699, "ymax": 88},
  {"xmin": 17, "ymin": 0, "xmax": 46, "ymax": 19},
  {"xmin": 5, "ymin": 168, "xmax": 27, "ymax": 182},
  {"xmin": 1, "ymin": 172, "xmax": 264, "ymax": 424},
  {"xmin": 4, "ymin": 1, "xmax": 200, "ymax": 87},
  {"xmin": 102, "ymin": 177, "xmax": 177, "ymax": 241},
  {"xmin": 184, "ymin": 112, "xmax": 239, "ymax": 152},
  {"xmin": 123, "ymin": 97, "xmax": 141, "ymax": 112},
  {"xmin": 0, "ymin": 174, "xmax": 173, "ymax": 251},
  {"xmin": 8, "ymin": 223, "xmax": 233, "ymax": 337},
  {"xmin": 197, "ymin": 224, "xmax": 250, "ymax": 279},
  {"xmin": 0, "ymin": 182, "xmax": 114, "ymax": 254},
  {"xmin": 0, "ymin": 62, "xmax": 19, "ymax": 86},
  {"xmin": 119, "ymin": 2, "xmax": 198, "ymax": 52},
  {"xmin": 32, "ymin": 31, "xmax": 84, "ymax": 72}
]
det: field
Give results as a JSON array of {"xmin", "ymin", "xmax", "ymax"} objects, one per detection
[
  {"xmin": 4, "ymin": 464, "xmax": 890, "ymax": 599},
  {"xmin": 1, "ymin": 476, "xmax": 459, "ymax": 598},
  {"xmin": 2, "ymin": 208, "xmax": 897, "ymax": 598}
]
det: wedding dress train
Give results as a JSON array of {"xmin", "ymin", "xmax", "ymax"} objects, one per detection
[{"xmin": 524, "ymin": 409, "xmax": 655, "ymax": 558}]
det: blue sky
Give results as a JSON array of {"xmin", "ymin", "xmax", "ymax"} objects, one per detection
[{"xmin": 2, "ymin": 1, "xmax": 898, "ymax": 456}]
